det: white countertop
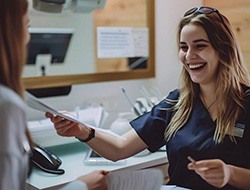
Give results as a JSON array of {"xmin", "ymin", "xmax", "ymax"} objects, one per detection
[{"xmin": 26, "ymin": 142, "xmax": 168, "ymax": 190}]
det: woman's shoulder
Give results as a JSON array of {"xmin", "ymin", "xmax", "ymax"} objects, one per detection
[
  {"xmin": 166, "ymin": 89, "xmax": 180, "ymax": 100},
  {"xmin": 161, "ymin": 89, "xmax": 180, "ymax": 104},
  {"xmin": 154, "ymin": 89, "xmax": 179, "ymax": 110},
  {"xmin": 0, "ymin": 84, "xmax": 25, "ymax": 110}
]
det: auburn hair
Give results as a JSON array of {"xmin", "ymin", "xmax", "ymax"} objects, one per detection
[
  {"xmin": 0, "ymin": 0, "xmax": 34, "ymax": 147},
  {"xmin": 0, "ymin": 0, "xmax": 28, "ymax": 96}
]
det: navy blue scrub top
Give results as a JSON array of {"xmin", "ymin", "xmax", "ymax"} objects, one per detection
[{"xmin": 130, "ymin": 89, "xmax": 250, "ymax": 190}]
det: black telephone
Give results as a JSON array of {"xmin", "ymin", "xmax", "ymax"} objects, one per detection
[{"xmin": 30, "ymin": 144, "xmax": 65, "ymax": 175}]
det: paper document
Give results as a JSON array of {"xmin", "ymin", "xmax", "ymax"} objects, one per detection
[
  {"xmin": 25, "ymin": 91, "xmax": 125, "ymax": 139},
  {"xmin": 25, "ymin": 91, "xmax": 87, "ymax": 126},
  {"xmin": 107, "ymin": 168, "xmax": 163, "ymax": 190},
  {"xmin": 97, "ymin": 27, "xmax": 149, "ymax": 58},
  {"xmin": 160, "ymin": 185, "xmax": 191, "ymax": 190}
]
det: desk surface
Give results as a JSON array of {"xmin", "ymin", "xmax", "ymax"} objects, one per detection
[{"xmin": 26, "ymin": 142, "xmax": 168, "ymax": 190}]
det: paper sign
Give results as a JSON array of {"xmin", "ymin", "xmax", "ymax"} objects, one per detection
[{"xmin": 97, "ymin": 27, "xmax": 148, "ymax": 58}]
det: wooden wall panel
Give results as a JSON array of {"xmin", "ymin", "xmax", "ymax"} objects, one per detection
[{"xmin": 203, "ymin": 0, "xmax": 250, "ymax": 71}]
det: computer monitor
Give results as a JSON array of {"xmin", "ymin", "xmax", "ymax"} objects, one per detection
[{"xmin": 27, "ymin": 28, "xmax": 74, "ymax": 65}]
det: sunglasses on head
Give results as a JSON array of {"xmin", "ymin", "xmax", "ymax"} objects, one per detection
[{"xmin": 184, "ymin": 6, "xmax": 225, "ymax": 26}]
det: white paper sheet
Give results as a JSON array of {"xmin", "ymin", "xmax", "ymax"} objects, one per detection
[
  {"xmin": 107, "ymin": 168, "xmax": 163, "ymax": 190},
  {"xmin": 25, "ymin": 91, "xmax": 125, "ymax": 139},
  {"xmin": 25, "ymin": 91, "xmax": 86, "ymax": 126},
  {"xmin": 97, "ymin": 27, "xmax": 134, "ymax": 58},
  {"xmin": 133, "ymin": 27, "xmax": 149, "ymax": 57},
  {"xmin": 97, "ymin": 27, "xmax": 149, "ymax": 58},
  {"xmin": 160, "ymin": 185, "xmax": 191, "ymax": 190}
]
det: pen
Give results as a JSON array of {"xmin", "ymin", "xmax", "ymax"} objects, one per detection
[
  {"xmin": 187, "ymin": 156, "xmax": 196, "ymax": 164},
  {"xmin": 188, "ymin": 156, "xmax": 209, "ymax": 171}
]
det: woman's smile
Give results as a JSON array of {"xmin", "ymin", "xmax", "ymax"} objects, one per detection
[{"xmin": 188, "ymin": 62, "xmax": 207, "ymax": 70}]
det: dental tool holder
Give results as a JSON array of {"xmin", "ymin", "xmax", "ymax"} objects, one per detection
[{"xmin": 133, "ymin": 97, "xmax": 157, "ymax": 116}]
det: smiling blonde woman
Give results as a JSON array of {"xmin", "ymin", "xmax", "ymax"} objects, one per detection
[{"xmin": 47, "ymin": 6, "xmax": 250, "ymax": 190}]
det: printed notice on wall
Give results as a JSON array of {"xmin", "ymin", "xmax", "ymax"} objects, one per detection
[
  {"xmin": 133, "ymin": 27, "xmax": 149, "ymax": 57},
  {"xmin": 97, "ymin": 27, "xmax": 149, "ymax": 58}
]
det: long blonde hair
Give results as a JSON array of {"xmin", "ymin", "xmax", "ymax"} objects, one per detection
[{"xmin": 165, "ymin": 10, "xmax": 250, "ymax": 143}]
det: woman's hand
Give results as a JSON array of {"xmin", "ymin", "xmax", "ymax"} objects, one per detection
[
  {"xmin": 188, "ymin": 158, "xmax": 230, "ymax": 188},
  {"xmin": 78, "ymin": 170, "xmax": 109, "ymax": 190},
  {"xmin": 45, "ymin": 112, "xmax": 88, "ymax": 139}
]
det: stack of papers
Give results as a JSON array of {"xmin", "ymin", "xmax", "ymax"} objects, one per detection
[
  {"xmin": 107, "ymin": 168, "xmax": 163, "ymax": 190},
  {"xmin": 106, "ymin": 167, "xmax": 191, "ymax": 190}
]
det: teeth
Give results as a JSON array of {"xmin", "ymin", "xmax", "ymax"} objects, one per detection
[{"xmin": 189, "ymin": 63, "xmax": 204, "ymax": 69}]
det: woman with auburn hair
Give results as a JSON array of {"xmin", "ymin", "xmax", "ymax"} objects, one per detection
[
  {"xmin": 0, "ymin": 0, "xmax": 108, "ymax": 189},
  {"xmin": 47, "ymin": 6, "xmax": 250, "ymax": 190},
  {"xmin": 0, "ymin": 1, "xmax": 32, "ymax": 189}
]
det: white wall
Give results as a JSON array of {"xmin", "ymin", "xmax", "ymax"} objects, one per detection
[{"xmin": 27, "ymin": 0, "xmax": 202, "ymax": 125}]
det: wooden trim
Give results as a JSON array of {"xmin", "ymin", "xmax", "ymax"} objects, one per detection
[{"xmin": 23, "ymin": 0, "xmax": 155, "ymax": 89}]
